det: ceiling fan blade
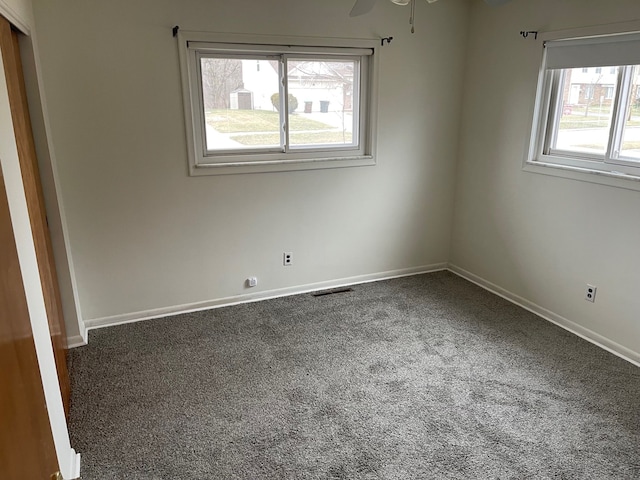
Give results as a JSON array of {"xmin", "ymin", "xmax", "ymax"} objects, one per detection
[
  {"xmin": 350, "ymin": 0, "xmax": 379, "ymax": 17},
  {"xmin": 484, "ymin": 0, "xmax": 513, "ymax": 6}
]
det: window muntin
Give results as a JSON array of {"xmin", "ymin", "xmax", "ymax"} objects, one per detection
[
  {"xmin": 178, "ymin": 34, "xmax": 377, "ymax": 175},
  {"xmin": 529, "ymin": 32, "xmax": 640, "ymax": 179}
]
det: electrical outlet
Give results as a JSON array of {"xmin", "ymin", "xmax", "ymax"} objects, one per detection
[
  {"xmin": 283, "ymin": 252, "xmax": 293, "ymax": 266},
  {"xmin": 585, "ymin": 284, "xmax": 597, "ymax": 302},
  {"xmin": 247, "ymin": 277, "xmax": 258, "ymax": 288}
]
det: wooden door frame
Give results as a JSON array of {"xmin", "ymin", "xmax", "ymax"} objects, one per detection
[
  {"xmin": 1, "ymin": 17, "xmax": 71, "ymax": 417},
  {"xmin": 0, "ymin": 9, "xmax": 80, "ymax": 480},
  {"xmin": 0, "ymin": 159, "xmax": 58, "ymax": 479}
]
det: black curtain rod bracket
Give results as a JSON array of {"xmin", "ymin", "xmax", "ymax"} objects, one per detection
[{"xmin": 173, "ymin": 25, "xmax": 180, "ymax": 37}]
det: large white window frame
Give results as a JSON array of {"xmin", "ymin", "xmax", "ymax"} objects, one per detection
[
  {"xmin": 178, "ymin": 32, "xmax": 378, "ymax": 176},
  {"xmin": 525, "ymin": 24, "xmax": 640, "ymax": 189}
]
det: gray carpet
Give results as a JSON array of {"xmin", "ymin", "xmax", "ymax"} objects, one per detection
[{"xmin": 68, "ymin": 271, "xmax": 640, "ymax": 479}]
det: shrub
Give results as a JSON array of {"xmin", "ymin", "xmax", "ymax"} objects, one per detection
[{"xmin": 271, "ymin": 93, "xmax": 298, "ymax": 113}]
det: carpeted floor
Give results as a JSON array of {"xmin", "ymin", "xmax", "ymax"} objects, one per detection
[{"xmin": 68, "ymin": 271, "xmax": 640, "ymax": 479}]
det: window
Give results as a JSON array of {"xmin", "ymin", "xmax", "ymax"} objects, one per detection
[
  {"xmin": 605, "ymin": 86, "xmax": 615, "ymax": 100},
  {"xmin": 177, "ymin": 32, "xmax": 377, "ymax": 175},
  {"xmin": 584, "ymin": 85, "xmax": 595, "ymax": 100},
  {"xmin": 527, "ymin": 31, "xmax": 640, "ymax": 182}
]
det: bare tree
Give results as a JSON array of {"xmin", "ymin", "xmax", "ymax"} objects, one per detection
[
  {"xmin": 201, "ymin": 58, "xmax": 243, "ymax": 110},
  {"xmin": 584, "ymin": 73, "xmax": 603, "ymax": 118}
]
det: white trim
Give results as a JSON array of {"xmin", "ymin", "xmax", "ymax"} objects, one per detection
[
  {"xmin": 81, "ymin": 263, "xmax": 639, "ymax": 367},
  {"xmin": 66, "ymin": 334, "xmax": 87, "ymax": 349},
  {"xmin": 189, "ymin": 42, "xmax": 374, "ymax": 56},
  {"xmin": 0, "ymin": 0, "xmax": 30, "ymax": 35},
  {"xmin": 448, "ymin": 264, "xmax": 640, "ymax": 367},
  {"xmin": 65, "ymin": 449, "xmax": 81, "ymax": 480},
  {"xmin": 523, "ymin": 160, "xmax": 640, "ymax": 192},
  {"xmin": 83, "ymin": 264, "xmax": 448, "ymax": 331},
  {"xmin": 181, "ymin": 31, "xmax": 379, "ymax": 50},
  {"xmin": 191, "ymin": 155, "xmax": 376, "ymax": 176}
]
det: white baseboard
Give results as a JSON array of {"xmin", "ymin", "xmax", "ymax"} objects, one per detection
[
  {"xmin": 76, "ymin": 263, "xmax": 640, "ymax": 367},
  {"xmin": 82, "ymin": 263, "xmax": 448, "ymax": 333},
  {"xmin": 64, "ymin": 449, "xmax": 81, "ymax": 480},
  {"xmin": 66, "ymin": 314, "xmax": 88, "ymax": 349},
  {"xmin": 448, "ymin": 264, "xmax": 640, "ymax": 367},
  {"xmin": 66, "ymin": 334, "xmax": 87, "ymax": 349}
]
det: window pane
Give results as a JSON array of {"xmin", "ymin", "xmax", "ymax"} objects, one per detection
[
  {"xmin": 286, "ymin": 59, "xmax": 357, "ymax": 148},
  {"xmin": 551, "ymin": 67, "xmax": 617, "ymax": 155},
  {"xmin": 619, "ymin": 65, "xmax": 640, "ymax": 161},
  {"xmin": 200, "ymin": 57, "xmax": 282, "ymax": 151}
]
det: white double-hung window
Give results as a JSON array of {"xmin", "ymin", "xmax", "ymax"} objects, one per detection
[
  {"xmin": 527, "ymin": 30, "xmax": 640, "ymax": 184},
  {"xmin": 178, "ymin": 32, "xmax": 377, "ymax": 175}
]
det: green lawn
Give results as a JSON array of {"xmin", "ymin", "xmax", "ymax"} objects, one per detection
[
  {"xmin": 206, "ymin": 109, "xmax": 332, "ymax": 133},
  {"xmin": 569, "ymin": 104, "xmax": 640, "ymax": 116},
  {"xmin": 559, "ymin": 116, "xmax": 640, "ymax": 129},
  {"xmin": 231, "ymin": 131, "xmax": 353, "ymax": 146},
  {"xmin": 559, "ymin": 119, "xmax": 612, "ymax": 129},
  {"xmin": 559, "ymin": 104, "xmax": 640, "ymax": 129},
  {"xmin": 577, "ymin": 141, "xmax": 640, "ymax": 152}
]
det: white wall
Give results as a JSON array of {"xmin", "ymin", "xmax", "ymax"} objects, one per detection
[
  {"xmin": 451, "ymin": 0, "xmax": 640, "ymax": 361},
  {"xmin": 31, "ymin": 0, "xmax": 470, "ymax": 323},
  {"xmin": 19, "ymin": 33, "xmax": 85, "ymax": 346}
]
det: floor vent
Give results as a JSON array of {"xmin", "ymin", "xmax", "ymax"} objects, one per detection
[{"xmin": 312, "ymin": 287, "xmax": 354, "ymax": 297}]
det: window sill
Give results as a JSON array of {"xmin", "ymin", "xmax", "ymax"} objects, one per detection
[
  {"xmin": 190, "ymin": 155, "xmax": 375, "ymax": 176},
  {"xmin": 523, "ymin": 160, "xmax": 640, "ymax": 192}
]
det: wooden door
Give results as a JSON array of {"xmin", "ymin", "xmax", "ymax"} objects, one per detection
[
  {"xmin": 0, "ymin": 166, "xmax": 59, "ymax": 478},
  {"xmin": 0, "ymin": 17, "xmax": 70, "ymax": 415}
]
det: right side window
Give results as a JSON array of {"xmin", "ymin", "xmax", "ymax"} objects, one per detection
[{"xmin": 530, "ymin": 32, "xmax": 640, "ymax": 178}]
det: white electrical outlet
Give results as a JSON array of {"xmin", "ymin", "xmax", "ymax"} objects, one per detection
[
  {"xmin": 585, "ymin": 284, "xmax": 597, "ymax": 302},
  {"xmin": 247, "ymin": 277, "xmax": 258, "ymax": 287},
  {"xmin": 283, "ymin": 252, "xmax": 293, "ymax": 266}
]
